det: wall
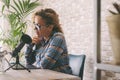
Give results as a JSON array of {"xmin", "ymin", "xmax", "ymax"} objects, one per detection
[
  {"xmin": 36, "ymin": 0, "xmax": 120, "ymax": 80},
  {"xmin": 1, "ymin": 0, "xmax": 120, "ymax": 80}
]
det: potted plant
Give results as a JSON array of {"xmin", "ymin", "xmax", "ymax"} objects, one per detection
[
  {"xmin": 106, "ymin": 2, "xmax": 120, "ymax": 65},
  {"xmin": 0, "ymin": 0, "xmax": 40, "ymax": 51}
]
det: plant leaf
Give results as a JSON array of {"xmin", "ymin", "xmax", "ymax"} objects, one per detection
[
  {"xmin": 113, "ymin": 2, "xmax": 120, "ymax": 14},
  {"xmin": 108, "ymin": 10, "xmax": 118, "ymax": 15},
  {"xmin": 2, "ymin": 5, "xmax": 5, "ymax": 14},
  {"xmin": 13, "ymin": 0, "xmax": 23, "ymax": 14}
]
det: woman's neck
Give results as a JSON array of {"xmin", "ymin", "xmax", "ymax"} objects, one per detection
[
  {"xmin": 44, "ymin": 30, "xmax": 54, "ymax": 41},
  {"xmin": 44, "ymin": 36, "xmax": 49, "ymax": 41}
]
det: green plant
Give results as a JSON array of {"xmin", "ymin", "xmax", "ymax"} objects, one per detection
[
  {"xmin": 109, "ymin": 2, "xmax": 120, "ymax": 15},
  {"xmin": 0, "ymin": 0, "xmax": 40, "ymax": 50}
]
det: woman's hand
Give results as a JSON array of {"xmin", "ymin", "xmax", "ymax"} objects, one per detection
[{"xmin": 32, "ymin": 36, "xmax": 41, "ymax": 44}]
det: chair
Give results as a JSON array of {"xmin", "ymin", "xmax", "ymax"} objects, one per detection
[{"xmin": 69, "ymin": 54, "xmax": 86, "ymax": 80}]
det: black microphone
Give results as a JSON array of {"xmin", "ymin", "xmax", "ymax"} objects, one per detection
[{"xmin": 12, "ymin": 33, "xmax": 32, "ymax": 57}]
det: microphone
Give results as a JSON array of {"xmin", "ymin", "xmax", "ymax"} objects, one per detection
[{"xmin": 12, "ymin": 33, "xmax": 32, "ymax": 57}]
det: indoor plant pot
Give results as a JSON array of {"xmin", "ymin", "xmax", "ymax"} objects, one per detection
[{"xmin": 106, "ymin": 15, "xmax": 120, "ymax": 65}]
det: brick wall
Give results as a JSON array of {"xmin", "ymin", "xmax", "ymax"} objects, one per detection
[
  {"xmin": 1, "ymin": 0, "xmax": 120, "ymax": 80},
  {"xmin": 36, "ymin": 0, "xmax": 120, "ymax": 80}
]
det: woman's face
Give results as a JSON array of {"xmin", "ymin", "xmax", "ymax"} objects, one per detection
[{"xmin": 34, "ymin": 15, "xmax": 53, "ymax": 38}]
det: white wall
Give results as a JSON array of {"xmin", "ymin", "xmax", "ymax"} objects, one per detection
[
  {"xmin": 1, "ymin": 0, "xmax": 120, "ymax": 80},
  {"xmin": 37, "ymin": 0, "xmax": 120, "ymax": 80}
]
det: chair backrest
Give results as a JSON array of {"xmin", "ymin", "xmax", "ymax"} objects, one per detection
[{"xmin": 69, "ymin": 54, "xmax": 86, "ymax": 80}]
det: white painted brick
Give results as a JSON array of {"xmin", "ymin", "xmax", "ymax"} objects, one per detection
[{"xmin": 1, "ymin": 0, "xmax": 120, "ymax": 79}]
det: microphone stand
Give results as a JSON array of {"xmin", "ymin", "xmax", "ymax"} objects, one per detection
[
  {"xmin": 4, "ymin": 33, "xmax": 32, "ymax": 72},
  {"xmin": 4, "ymin": 54, "xmax": 31, "ymax": 72}
]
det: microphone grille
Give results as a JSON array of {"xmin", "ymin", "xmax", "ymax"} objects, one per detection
[{"xmin": 21, "ymin": 34, "xmax": 32, "ymax": 44}]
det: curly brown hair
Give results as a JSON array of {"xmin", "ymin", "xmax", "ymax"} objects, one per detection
[{"xmin": 33, "ymin": 8, "xmax": 63, "ymax": 33}]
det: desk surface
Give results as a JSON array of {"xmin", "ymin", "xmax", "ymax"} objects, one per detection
[{"xmin": 0, "ymin": 69, "xmax": 80, "ymax": 80}]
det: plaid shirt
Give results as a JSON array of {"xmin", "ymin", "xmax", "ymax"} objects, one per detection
[{"xmin": 33, "ymin": 32, "xmax": 72, "ymax": 74}]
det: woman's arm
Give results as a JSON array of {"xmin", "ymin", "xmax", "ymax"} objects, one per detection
[{"xmin": 40, "ymin": 35, "xmax": 64, "ymax": 69}]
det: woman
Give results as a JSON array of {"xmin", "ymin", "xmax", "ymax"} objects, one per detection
[{"xmin": 25, "ymin": 8, "xmax": 72, "ymax": 74}]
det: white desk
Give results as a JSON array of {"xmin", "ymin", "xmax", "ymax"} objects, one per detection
[{"xmin": 0, "ymin": 69, "xmax": 80, "ymax": 80}]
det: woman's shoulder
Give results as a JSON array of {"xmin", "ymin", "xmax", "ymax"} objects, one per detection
[
  {"xmin": 49, "ymin": 32, "xmax": 66, "ymax": 46},
  {"xmin": 53, "ymin": 32, "xmax": 64, "ymax": 38},
  {"xmin": 50, "ymin": 32, "xmax": 65, "ymax": 42}
]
